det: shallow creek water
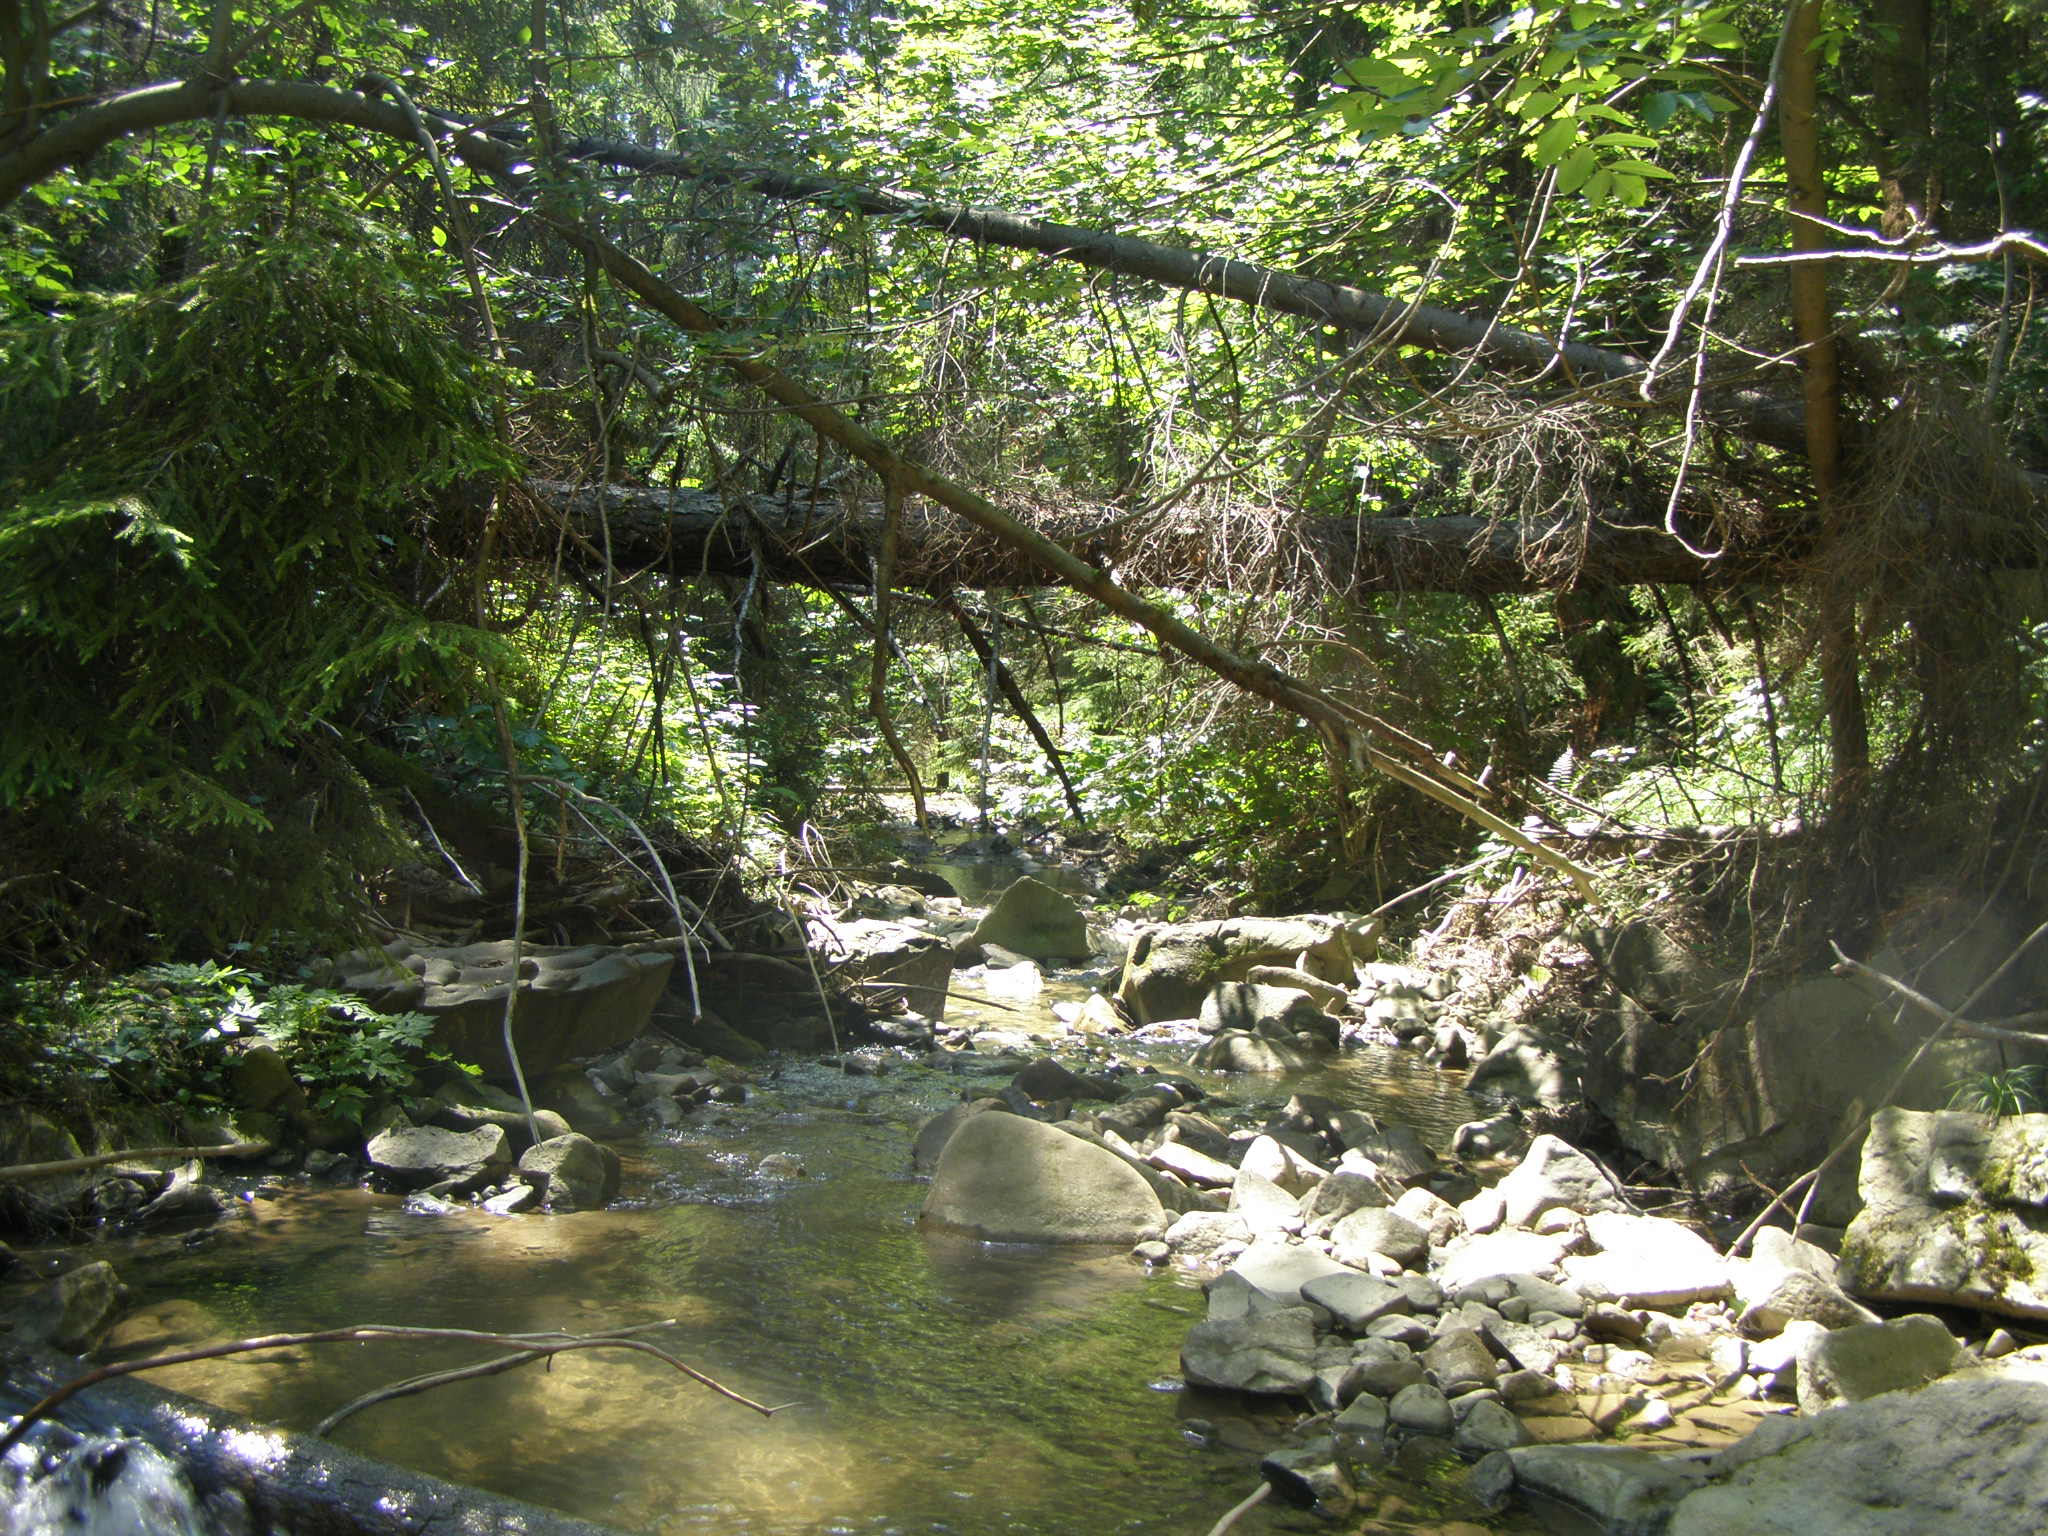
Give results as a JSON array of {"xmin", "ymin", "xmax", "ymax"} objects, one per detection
[{"xmin": 55, "ymin": 974, "xmax": 1541, "ymax": 1536}]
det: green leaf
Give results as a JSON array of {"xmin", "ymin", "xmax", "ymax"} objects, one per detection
[
  {"xmin": 1512, "ymin": 90, "xmax": 1561, "ymax": 119},
  {"xmin": 1533, "ymin": 115, "xmax": 1580, "ymax": 165},
  {"xmin": 1556, "ymin": 145, "xmax": 1600, "ymax": 193},
  {"xmin": 1644, "ymin": 90, "xmax": 1678, "ymax": 129},
  {"xmin": 1605, "ymin": 158, "xmax": 1676, "ymax": 179},
  {"xmin": 1612, "ymin": 171, "xmax": 1648, "ymax": 207}
]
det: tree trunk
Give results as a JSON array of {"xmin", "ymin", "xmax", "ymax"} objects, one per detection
[{"xmin": 1780, "ymin": 0, "xmax": 1870, "ymax": 805}]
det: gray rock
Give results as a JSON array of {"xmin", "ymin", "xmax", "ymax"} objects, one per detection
[
  {"xmin": 1191, "ymin": 1030, "xmax": 1320, "ymax": 1073},
  {"xmin": 1348, "ymin": 1338, "xmax": 1427, "ymax": 1396},
  {"xmin": 1334, "ymin": 1392, "xmax": 1390, "ymax": 1433},
  {"xmin": 1388, "ymin": 1382, "xmax": 1454, "ymax": 1435},
  {"xmin": 1737, "ymin": 1265, "xmax": 1880, "ymax": 1335},
  {"xmin": 1496, "ymin": 1135, "xmax": 1632, "ymax": 1227},
  {"xmin": 1452, "ymin": 1111, "xmax": 1528, "ymax": 1161},
  {"xmin": 919, "ymin": 1112, "xmax": 1166, "ymax": 1244},
  {"xmin": 326, "ymin": 939, "xmax": 674, "ymax": 1083},
  {"xmin": 1453, "ymin": 1398, "xmax": 1527, "ymax": 1457},
  {"xmin": 1245, "ymin": 964, "xmax": 1349, "ymax": 1009},
  {"xmin": 1563, "ymin": 1212, "xmax": 1732, "ymax": 1308},
  {"xmin": 1839, "ymin": 1107, "xmax": 2048, "ymax": 1320},
  {"xmin": 1164, "ymin": 1209, "xmax": 1254, "ymax": 1263},
  {"xmin": 1116, "ymin": 915, "xmax": 1378, "ymax": 1025},
  {"xmin": 1237, "ymin": 1134, "xmax": 1327, "ymax": 1196},
  {"xmin": 1507, "ymin": 1444, "xmax": 1717, "ymax": 1533},
  {"xmin": 517, "ymin": 1133, "xmax": 618, "ymax": 1211},
  {"xmin": 1199, "ymin": 982, "xmax": 1334, "ymax": 1045},
  {"xmin": 1259, "ymin": 1440, "xmax": 1356, "ymax": 1516},
  {"xmin": 25, "ymin": 1261, "xmax": 126, "ymax": 1352},
  {"xmin": 481, "ymin": 1184, "xmax": 539, "ymax": 1215},
  {"xmin": 817, "ymin": 919, "xmax": 955, "ymax": 1023},
  {"xmin": 366, "ymin": 1122, "xmax": 512, "ymax": 1191},
  {"xmin": 1436, "ymin": 1229, "xmax": 1575, "ymax": 1293},
  {"xmin": 913, "ymin": 1099, "xmax": 1005, "ymax": 1173},
  {"xmin": 1301, "ymin": 1271, "xmax": 1411, "ymax": 1332},
  {"xmin": 1147, "ymin": 1140, "xmax": 1238, "ymax": 1188},
  {"xmin": 1225, "ymin": 1241, "xmax": 1357, "ymax": 1308},
  {"xmin": 1666, "ymin": 1374, "xmax": 2048, "ymax": 1535},
  {"xmin": 1227, "ymin": 1167, "xmax": 1302, "ymax": 1233},
  {"xmin": 1423, "ymin": 1328, "xmax": 1499, "ymax": 1394},
  {"xmin": 1181, "ymin": 1308, "xmax": 1320, "ymax": 1394},
  {"xmin": 1329, "ymin": 1206, "xmax": 1429, "ymax": 1269},
  {"xmin": 970, "ymin": 876, "xmax": 1091, "ymax": 962},
  {"xmin": 1013, "ymin": 1056, "xmax": 1118, "ymax": 1103},
  {"xmin": 1794, "ymin": 1314, "xmax": 1963, "ymax": 1415},
  {"xmin": 1466, "ymin": 1027, "xmax": 1581, "ymax": 1108}
]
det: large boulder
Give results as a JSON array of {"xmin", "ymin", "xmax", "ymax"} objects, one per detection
[
  {"xmin": 1191, "ymin": 1031, "xmax": 1321, "ymax": 1073},
  {"xmin": 325, "ymin": 940, "xmax": 674, "ymax": 1085},
  {"xmin": 517, "ymin": 1133, "xmax": 617, "ymax": 1211},
  {"xmin": 1180, "ymin": 1308, "xmax": 1320, "ymax": 1394},
  {"xmin": 918, "ymin": 1113, "xmax": 1167, "ymax": 1244},
  {"xmin": 365, "ymin": 1122, "xmax": 511, "ymax": 1191},
  {"xmin": 1661, "ymin": 1372, "xmax": 2048, "ymax": 1536},
  {"xmin": 1838, "ymin": 1107, "xmax": 2048, "ymax": 1320},
  {"xmin": 815, "ymin": 919, "xmax": 955, "ymax": 1023},
  {"xmin": 1198, "ymin": 982, "xmax": 1336, "ymax": 1046},
  {"xmin": 1577, "ymin": 907, "xmax": 2048, "ymax": 1211},
  {"xmin": 1116, "ymin": 915, "xmax": 1379, "ymax": 1026},
  {"xmin": 1466, "ymin": 1027, "xmax": 1581, "ymax": 1109},
  {"xmin": 21, "ymin": 1261, "xmax": 126, "ymax": 1352},
  {"xmin": 970, "ymin": 876, "xmax": 1091, "ymax": 963}
]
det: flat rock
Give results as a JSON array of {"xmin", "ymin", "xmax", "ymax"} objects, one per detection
[
  {"xmin": 1665, "ymin": 1374, "xmax": 2048, "ymax": 1535},
  {"xmin": 1794, "ymin": 1313, "xmax": 1963, "ymax": 1415},
  {"xmin": 1330, "ymin": 1206, "xmax": 1429, "ymax": 1269},
  {"xmin": 366, "ymin": 1122, "xmax": 512, "ymax": 1191},
  {"xmin": 1300, "ymin": 1272, "xmax": 1412, "ymax": 1333},
  {"xmin": 1436, "ymin": 1230, "xmax": 1574, "ymax": 1294},
  {"xmin": 1563, "ymin": 1212, "xmax": 1732, "ymax": 1308},
  {"xmin": 1181, "ymin": 1307, "xmax": 1320, "ymax": 1394},
  {"xmin": 1506, "ymin": 1444, "xmax": 1717, "ymax": 1532},
  {"xmin": 1225, "ymin": 1241, "xmax": 1357, "ymax": 1308}
]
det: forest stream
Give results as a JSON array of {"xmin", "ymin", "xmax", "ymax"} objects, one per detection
[{"xmin": 24, "ymin": 974, "xmax": 1525, "ymax": 1536}]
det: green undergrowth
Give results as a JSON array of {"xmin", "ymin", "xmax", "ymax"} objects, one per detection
[{"xmin": 0, "ymin": 961, "xmax": 468, "ymax": 1135}]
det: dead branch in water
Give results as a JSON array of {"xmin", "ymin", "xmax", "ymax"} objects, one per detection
[{"xmin": 0, "ymin": 1321, "xmax": 790, "ymax": 1457}]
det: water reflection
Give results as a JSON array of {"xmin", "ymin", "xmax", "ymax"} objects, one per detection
[{"xmin": 59, "ymin": 978, "xmax": 1513, "ymax": 1535}]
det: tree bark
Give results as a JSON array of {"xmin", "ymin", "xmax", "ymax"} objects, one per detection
[
  {"xmin": 1780, "ymin": 0, "xmax": 1870, "ymax": 803},
  {"xmin": 522, "ymin": 480, "xmax": 1810, "ymax": 596}
]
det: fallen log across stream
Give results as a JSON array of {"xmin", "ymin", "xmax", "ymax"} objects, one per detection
[{"xmin": 0, "ymin": 1341, "xmax": 636, "ymax": 1536}]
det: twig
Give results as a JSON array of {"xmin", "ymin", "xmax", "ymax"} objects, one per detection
[
  {"xmin": 0, "ymin": 1142, "xmax": 271, "ymax": 1181},
  {"xmin": 313, "ymin": 1320, "xmax": 677, "ymax": 1434},
  {"xmin": 1204, "ymin": 1478, "xmax": 1271, "ymax": 1536},
  {"xmin": 402, "ymin": 788, "xmax": 484, "ymax": 895},
  {"xmin": 841, "ymin": 979, "xmax": 1022, "ymax": 1013},
  {"xmin": 0, "ymin": 1323, "xmax": 786, "ymax": 1457},
  {"xmin": 1368, "ymin": 853, "xmax": 1495, "ymax": 918}
]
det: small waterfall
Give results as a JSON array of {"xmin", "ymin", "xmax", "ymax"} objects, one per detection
[{"xmin": 2, "ymin": 1418, "xmax": 215, "ymax": 1536}]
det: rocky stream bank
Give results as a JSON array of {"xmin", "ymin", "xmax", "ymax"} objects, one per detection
[{"xmin": 5, "ymin": 858, "xmax": 2048, "ymax": 1535}]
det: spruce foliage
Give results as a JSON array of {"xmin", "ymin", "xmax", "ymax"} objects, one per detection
[{"xmin": 0, "ymin": 200, "xmax": 512, "ymax": 963}]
